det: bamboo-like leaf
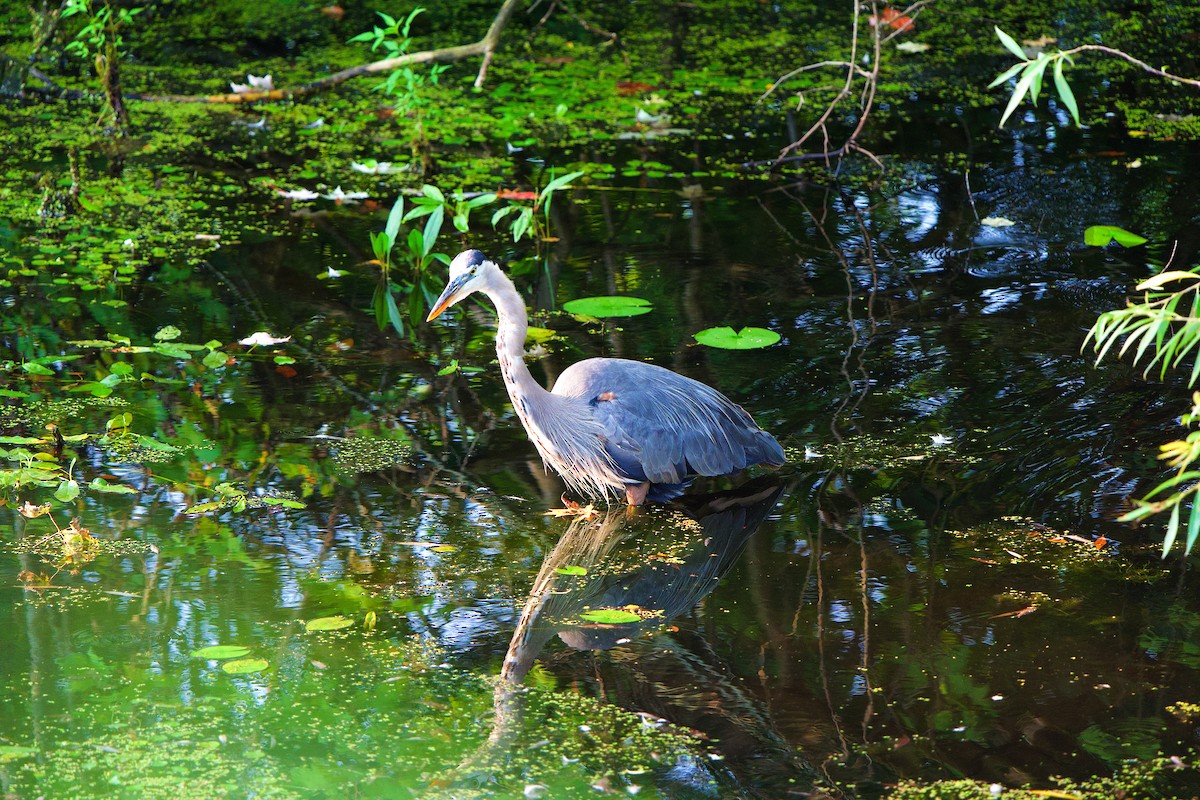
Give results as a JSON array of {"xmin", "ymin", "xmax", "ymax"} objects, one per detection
[
  {"xmin": 999, "ymin": 62, "xmax": 1041, "ymax": 128},
  {"xmin": 1052, "ymin": 57, "xmax": 1081, "ymax": 126},
  {"xmin": 1144, "ymin": 470, "xmax": 1200, "ymax": 500},
  {"xmin": 1118, "ymin": 503, "xmax": 1159, "ymax": 522},
  {"xmin": 385, "ymin": 197, "xmax": 404, "ymax": 242},
  {"xmin": 422, "ymin": 206, "xmax": 444, "ymax": 257},
  {"xmin": 1135, "ymin": 271, "xmax": 1200, "ymax": 291},
  {"xmin": 988, "ymin": 61, "xmax": 1028, "ymax": 89},
  {"xmin": 1163, "ymin": 500, "xmax": 1182, "ymax": 556},
  {"xmin": 1028, "ymin": 55, "xmax": 1051, "ymax": 104},
  {"xmin": 1187, "ymin": 496, "xmax": 1200, "ymax": 555},
  {"xmin": 994, "ymin": 26, "xmax": 1028, "ymax": 61}
]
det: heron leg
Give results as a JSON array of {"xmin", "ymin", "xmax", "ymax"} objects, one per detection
[{"xmin": 624, "ymin": 482, "xmax": 650, "ymax": 506}]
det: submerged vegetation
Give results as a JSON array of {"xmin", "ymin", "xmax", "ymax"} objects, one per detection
[{"xmin": 3, "ymin": 0, "xmax": 1200, "ymax": 797}]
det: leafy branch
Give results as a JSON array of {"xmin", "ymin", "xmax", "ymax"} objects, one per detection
[
  {"xmin": 1085, "ymin": 266, "xmax": 1200, "ymax": 555},
  {"xmin": 990, "ymin": 26, "xmax": 1200, "ymax": 128}
]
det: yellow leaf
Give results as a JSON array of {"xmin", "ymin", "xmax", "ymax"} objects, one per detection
[{"xmin": 1135, "ymin": 271, "xmax": 1200, "ymax": 291}]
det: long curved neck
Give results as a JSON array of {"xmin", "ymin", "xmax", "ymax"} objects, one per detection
[{"xmin": 485, "ymin": 271, "xmax": 550, "ymax": 404}]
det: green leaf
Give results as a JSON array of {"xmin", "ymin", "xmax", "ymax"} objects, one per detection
[
  {"xmin": 694, "ymin": 326, "xmax": 781, "ymax": 350},
  {"xmin": 22, "ymin": 362, "xmax": 54, "ymax": 376},
  {"xmin": 305, "ymin": 615, "xmax": 354, "ymax": 632},
  {"xmin": 999, "ymin": 60, "xmax": 1041, "ymax": 128},
  {"xmin": 1187, "ymin": 497, "xmax": 1200, "ymax": 556},
  {"xmin": 260, "ymin": 497, "xmax": 305, "ymax": 509},
  {"xmin": 202, "ymin": 350, "xmax": 228, "ymax": 369},
  {"xmin": 0, "ymin": 436, "xmax": 45, "ymax": 445},
  {"xmin": 154, "ymin": 325, "xmax": 182, "ymax": 341},
  {"xmin": 0, "ymin": 746, "xmax": 37, "ymax": 763},
  {"xmin": 191, "ymin": 645, "xmax": 252, "ymax": 660},
  {"xmin": 1027, "ymin": 54, "xmax": 1051, "ymax": 104},
  {"xmin": 222, "ymin": 658, "xmax": 269, "ymax": 675},
  {"xmin": 1084, "ymin": 225, "xmax": 1148, "ymax": 247},
  {"xmin": 556, "ymin": 565, "xmax": 588, "ymax": 576},
  {"xmin": 562, "ymin": 296, "xmax": 653, "ymax": 318},
  {"xmin": 385, "ymin": 196, "xmax": 404, "ymax": 242},
  {"xmin": 540, "ymin": 170, "xmax": 586, "ymax": 199},
  {"xmin": 437, "ymin": 359, "xmax": 460, "ymax": 376},
  {"xmin": 421, "ymin": 184, "xmax": 446, "ymax": 204},
  {"xmin": 988, "ymin": 61, "xmax": 1028, "ymax": 90},
  {"xmin": 54, "ymin": 479, "xmax": 80, "ymax": 503},
  {"xmin": 384, "ymin": 287, "xmax": 405, "ymax": 336},
  {"xmin": 579, "ymin": 608, "xmax": 641, "ymax": 624},
  {"xmin": 1164, "ymin": 501, "xmax": 1182, "ymax": 556},
  {"xmin": 422, "ymin": 206, "xmax": 444, "ymax": 257},
  {"xmin": 88, "ymin": 477, "xmax": 137, "ymax": 494},
  {"xmin": 1053, "ymin": 57, "xmax": 1081, "ymax": 126},
  {"xmin": 994, "ymin": 26, "xmax": 1028, "ymax": 61},
  {"xmin": 185, "ymin": 501, "xmax": 225, "ymax": 514}
]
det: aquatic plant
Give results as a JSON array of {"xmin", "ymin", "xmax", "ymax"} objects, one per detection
[
  {"xmin": 1085, "ymin": 253, "xmax": 1200, "ymax": 555},
  {"xmin": 62, "ymin": 0, "xmax": 142, "ymax": 127}
]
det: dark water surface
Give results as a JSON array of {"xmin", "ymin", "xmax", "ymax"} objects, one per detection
[{"xmin": 5, "ymin": 134, "xmax": 1200, "ymax": 798}]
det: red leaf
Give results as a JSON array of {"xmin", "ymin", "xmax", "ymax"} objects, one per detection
[
  {"xmin": 496, "ymin": 189, "xmax": 537, "ymax": 200},
  {"xmin": 616, "ymin": 81, "xmax": 654, "ymax": 96},
  {"xmin": 276, "ymin": 365, "xmax": 298, "ymax": 378}
]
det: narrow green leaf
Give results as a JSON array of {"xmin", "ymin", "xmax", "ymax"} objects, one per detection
[
  {"xmin": 1027, "ymin": 55, "xmax": 1051, "ymax": 104},
  {"xmin": 994, "ymin": 26, "xmax": 1028, "ymax": 61},
  {"xmin": 988, "ymin": 61, "xmax": 1028, "ymax": 89},
  {"xmin": 1187, "ymin": 497, "xmax": 1200, "ymax": 555},
  {"xmin": 422, "ymin": 206, "xmax": 444, "ymax": 257},
  {"xmin": 1164, "ymin": 501, "xmax": 1182, "ymax": 556},
  {"xmin": 1053, "ymin": 57, "xmax": 1081, "ymax": 126},
  {"xmin": 385, "ymin": 196, "xmax": 404, "ymax": 243},
  {"xmin": 999, "ymin": 63, "xmax": 1040, "ymax": 128}
]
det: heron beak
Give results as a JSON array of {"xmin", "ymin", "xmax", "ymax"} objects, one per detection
[{"xmin": 426, "ymin": 273, "xmax": 472, "ymax": 322}]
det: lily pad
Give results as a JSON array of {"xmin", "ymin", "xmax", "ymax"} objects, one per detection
[
  {"xmin": 556, "ymin": 565, "xmax": 588, "ymax": 576},
  {"xmin": 190, "ymin": 645, "xmax": 252, "ymax": 660},
  {"xmin": 0, "ymin": 746, "xmax": 37, "ymax": 762},
  {"xmin": 579, "ymin": 608, "xmax": 641, "ymax": 624},
  {"xmin": 221, "ymin": 658, "xmax": 269, "ymax": 675},
  {"xmin": 693, "ymin": 326, "xmax": 781, "ymax": 350},
  {"xmin": 305, "ymin": 615, "xmax": 354, "ymax": 632},
  {"xmin": 1084, "ymin": 225, "xmax": 1148, "ymax": 247},
  {"xmin": 562, "ymin": 296, "xmax": 653, "ymax": 318}
]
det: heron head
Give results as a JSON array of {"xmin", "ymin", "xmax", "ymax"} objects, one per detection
[{"xmin": 426, "ymin": 249, "xmax": 498, "ymax": 322}]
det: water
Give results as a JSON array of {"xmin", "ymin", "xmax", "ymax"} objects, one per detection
[{"xmin": 4, "ymin": 134, "xmax": 1200, "ymax": 798}]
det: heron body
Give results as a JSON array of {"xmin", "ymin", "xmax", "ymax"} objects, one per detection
[{"xmin": 428, "ymin": 250, "xmax": 786, "ymax": 505}]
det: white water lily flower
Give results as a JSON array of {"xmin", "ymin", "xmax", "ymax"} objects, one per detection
[
  {"xmin": 230, "ymin": 82, "xmax": 250, "ymax": 93},
  {"xmin": 247, "ymin": 74, "xmax": 273, "ymax": 90},
  {"xmin": 322, "ymin": 186, "xmax": 369, "ymax": 204},
  {"xmin": 276, "ymin": 188, "xmax": 320, "ymax": 201},
  {"xmin": 930, "ymin": 433, "xmax": 953, "ymax": 446},
  {"xmin": 239, "ymin": 332, "xmax": 292, "ymax": 347}
]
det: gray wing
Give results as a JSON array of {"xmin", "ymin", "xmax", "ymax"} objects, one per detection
[{"xmin": 552, "ymin": 358, "xmax": 785, "ymax": 485}]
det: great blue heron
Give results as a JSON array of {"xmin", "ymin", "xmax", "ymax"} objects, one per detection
[{"xmin": 427, "ymin": 250, "xmax": 786, "ymax": 505}]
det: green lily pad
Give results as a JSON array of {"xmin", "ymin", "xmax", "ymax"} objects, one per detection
[
  {"xmin": 579, "ymin": 608, "xmax": 641, "ymax": 624},
  {"xmin": 556, "ymin": 565, "xmax": 588, "ymax": 576},
  {"xmin": 0, "ymin": 746, "xmax": 37, "ymax": 762},
  {"xmin": 305, "ymin": 615, "xmax": 354, "ymax": 632},
  {"xmin": 693, "ymin": 326, "xmax": 781, "ymax": 350},
  {"xmin": 190, "ymin": 645, "xmax": 252, "ymax": 660},
  {"xmin": 562, "ymin": 296, "xmax": 653, "ymax": 318},
  {"xmin": 1084, "ymin": 225, "xmax": 1148, "ymax": 247},
  {"xmin": 221, "ymin": 658, "xmax": 269, "ymax": 675}
]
